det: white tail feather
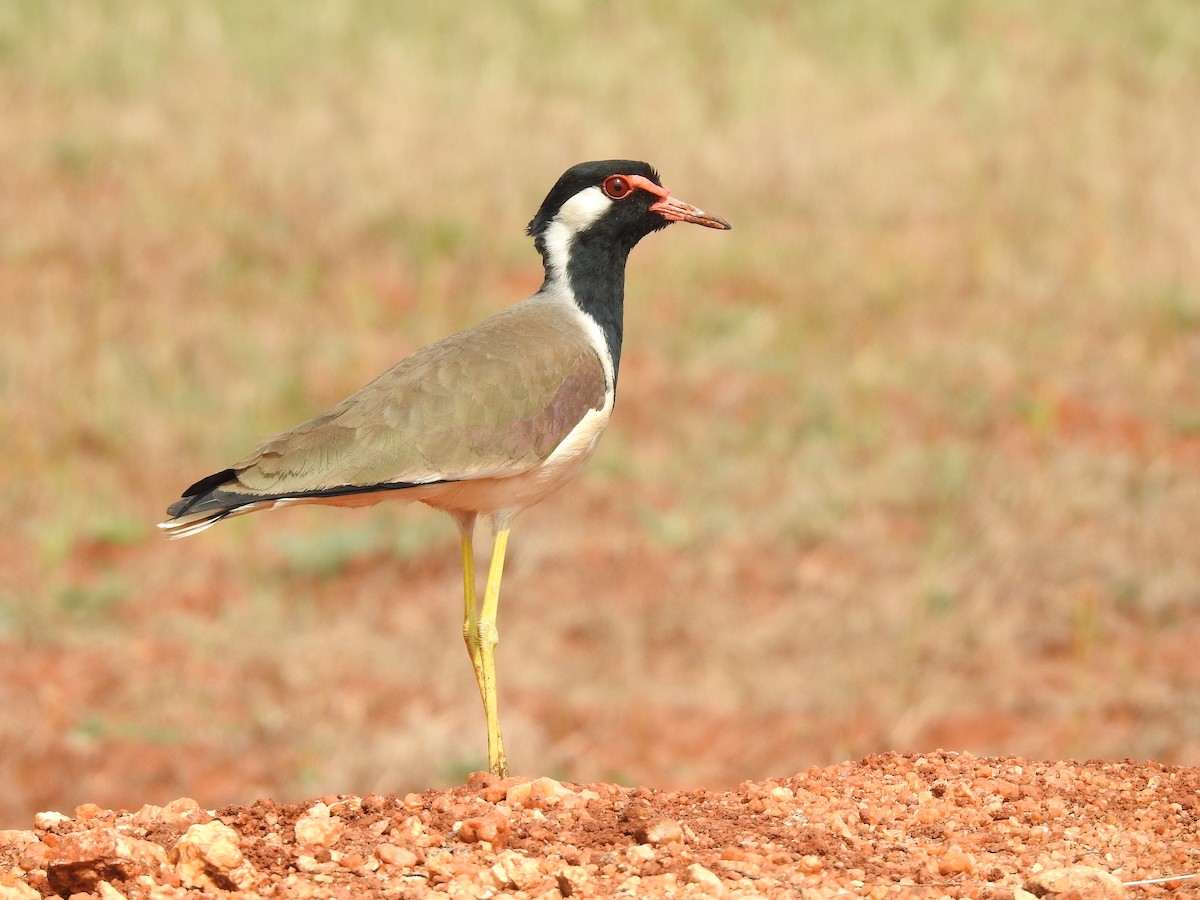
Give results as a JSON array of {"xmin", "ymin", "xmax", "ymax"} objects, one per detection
[{"xmin": 157, "ymin": 514, "xmax": 226, "ymax": 539}]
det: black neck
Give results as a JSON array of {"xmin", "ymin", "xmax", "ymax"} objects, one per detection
[{"xmin": 542, "ymin": 232, "xmax": 632, "ymax": 385}]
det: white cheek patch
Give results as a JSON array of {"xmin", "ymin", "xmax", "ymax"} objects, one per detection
[
  {"xmin": 557, "ymin": 185, "xmax": 613, "ymax": 229},
  {"xmin": 542, "ymin": 186, "xmax": 612, "ymax": 277}
]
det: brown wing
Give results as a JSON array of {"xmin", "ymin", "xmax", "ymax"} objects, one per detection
[{"xmin": 226, "ymin": 297, "xmax": 607, "ymax": 498}]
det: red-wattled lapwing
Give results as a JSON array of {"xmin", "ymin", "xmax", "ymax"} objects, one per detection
[{"xmin": 160, "ymin": 160, "xmax": 730, "ymax": 777}]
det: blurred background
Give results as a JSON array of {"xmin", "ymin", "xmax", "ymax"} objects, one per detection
[{"xmin": 2, "ymin": 1, "xmax": 1198, "ymax": 828}]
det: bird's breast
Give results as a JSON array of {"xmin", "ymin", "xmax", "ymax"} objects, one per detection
[{"xmin": 412, "ymin": 402, "xmax": 613, "ymax": 519}]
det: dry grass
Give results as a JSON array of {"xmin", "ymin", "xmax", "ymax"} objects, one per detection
[{"xmin": 1, "ymin": 1, "xmax": 1199, "ymax": 826}]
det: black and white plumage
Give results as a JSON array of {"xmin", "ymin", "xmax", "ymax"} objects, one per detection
[{"xmin": 160, "ymin": 159, "xmax": 730, "ymax": 776}]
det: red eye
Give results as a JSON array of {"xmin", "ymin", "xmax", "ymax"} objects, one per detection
[{"xmin": 603, "ymin": 175, "xmax": 634, "ymax": 199}]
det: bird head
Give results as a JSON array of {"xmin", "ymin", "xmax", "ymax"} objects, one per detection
[{"xmin": 527, "ymin": 160, "xmax": 730, "ymax": 272}]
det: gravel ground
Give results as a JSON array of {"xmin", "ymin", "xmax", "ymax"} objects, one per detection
[{"xmin": 1, "ymin": 751, "xmax": 1196, "ymax": 899}]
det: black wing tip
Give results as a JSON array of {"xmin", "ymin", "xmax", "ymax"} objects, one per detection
[
  {"xmin": 165, "ymin": 467, "xmax": 238, "ymax": 520},
  {"xmin": 162, "ymin": 466, "xmax": 452, "ymax": 536},
  {"xmin": 182, "ymin": 467, "xmax": 238, "ymax": 500}
]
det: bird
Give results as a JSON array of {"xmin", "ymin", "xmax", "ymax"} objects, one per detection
[{"xmin": 160, "ymin": 159, "xmax": 730, "ymax": 778}]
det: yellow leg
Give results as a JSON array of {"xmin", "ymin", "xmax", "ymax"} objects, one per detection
[
  {"xmin": 477, "ymin": 524, "xmax": 511, "ymax": 778},
  {"xmin": 455, "ymin": 514, "xmax": 485, "ymax": 699}
]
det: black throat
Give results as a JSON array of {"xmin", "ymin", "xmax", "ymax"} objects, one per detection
[
  {"xmin": 567, "ymin": 230, "xmax": 631, "ymax": 384},
  {"xmin": 534, "ymin": 226, "xmax": 646, "ymax": 387},
  {"xmin": 527, "ymin": 161, "xmax": 673, "ymax": 387}
]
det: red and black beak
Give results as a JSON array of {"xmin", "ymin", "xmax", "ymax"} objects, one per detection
[
  {"xmin": 648, "ymin": 194, "xmax": 731, "ymax": 230},
  {"xmin": 627, "ymin": 174, "xmax": 731, "ymax": 230}
]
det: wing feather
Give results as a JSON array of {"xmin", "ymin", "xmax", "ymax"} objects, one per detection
[{"xmin": 223, "ymin": 297, "xmax": 607, "ymax": 499}]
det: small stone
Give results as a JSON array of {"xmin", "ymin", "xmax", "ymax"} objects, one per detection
[
  {"xmin": 938, "ymin": 846, "xmax": 974, "ymax": 876},
  {"xmin": 615, "ymin": 874, "xmax": 643, "ymax": 894},
  {"xmin": 481, "ymin": 778, "xmax": 522, "ymax": 804},
  {"xmin": 171, "ymin": 821, "xmax": 257, "ymax": 892},
  {"xmin": 799, "ymin": 855, "xmax": 823, "ymax": 874},
  {"xmin": 992, "ymin": 778, "xmax": 1021, "ymax": 800},
  {"xmin": 687, "ymin": 863, "xmax": 726, "ymax": 893},
  {"xmin": 294, "ymin": 802, "xmax": 344, "ymax": 848},
  {"xmin": 159, "ymin": 798, "xmax": 210, "ymax": 827},
  {"xmin": 0, "ymin": 831, "xmax": 39, "ymax": 848},
  {"xmin": 505, "ymin": 777, "xmax": 575, "ymax": 808},
  {"xmin": 465, "ymin": 771, "xmax": 497, "ymax": 791},
  {"xmin": 446, "ymin": 872, "xmax": 486, "ymax": 896},
  {"xmin": 627, "ymin": 844, "xmax": 655, "ymax": 863},
  {"xmin": 1025, "ymin": 865, "xmax": 1125, "ymax": 897},
  {"xmin": 556, "ymin": 863, "xmax": 591, "ymax": 896},
  {"xmin": 295, "ymin": 854, "xmax": 321, "ymax": 874},
  {"xmin": 642, "ymin": 818, "xmax": 684, "ymax": 846},
  {"xmin": 17, "ymin": 839, "xmax": 50, "ymax": 871},
  {"xmin": 487, "ymin": 851, "xmax": 544, "ymax": 892},
  {"xmin": 375, "ymin": 843, "xmax": 419, "ymax": 869},
  {"xmin": 34, "ymin": 811, "xmax": 71, "ymax": 830},
  {"xmin": 396, "ymin": 815, "xmax": 424, "ymax": 840},
  {"xmin": 127, "ymin": 800, "xmax": 208, "ymax": 832},
  {"xmin": 0, "ymin": 875, "xmax": 41, "ymax": 899},
  {"xmin": 402, "ymin": 792, "xmax": 425, "ymax": 810},
  {"xmin": 130, "ymin": 804, "xmax": 165, "ymax": 827},
  {"xmin": 46, "ymin": 828, "xmax": 168, "ymax": 896},
  {"xmin": 458, "ymin": 812, "xmax": 511, "ymax": 849},
  {"xmin": 422, "ymin": 847, "xmax": 459, "ymax": 879}
]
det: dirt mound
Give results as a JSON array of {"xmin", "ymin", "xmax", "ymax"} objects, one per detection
[{"xmin": 1, "ymin": 751, "xmax": 1196, "ymax": 898}]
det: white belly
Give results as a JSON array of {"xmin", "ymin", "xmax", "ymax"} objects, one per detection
[{"xmin": 410, "ymin": 405, "xmax": 612, "ymax": 519}]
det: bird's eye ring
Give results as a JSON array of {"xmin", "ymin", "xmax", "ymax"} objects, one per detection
[{"xmin": 603, "ymin": 175, "xmax": 634, "ymax": 199}]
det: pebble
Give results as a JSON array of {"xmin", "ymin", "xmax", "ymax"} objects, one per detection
[
  {"xmin": 3, "ymin": 753, "xmax": 1193, "ymax": 897},
  {"xmin": 504, "ymin": 776, "xmax": 575, "ymax": 808},
  {"xmin": 45, "ymin": 826, "xmax": 167, "ymax": 896},
  {"xmin": 375, "ymin": 843, "xmax": 418, "ymax": 869},
  {"xmin": 458, "ymin": 811, "xmax": 511, "ymax": 848},
  {"xmin": 938, "ymin": 845, "xmax": 974, "ymax": 875},
  {"xmin": 33, "ymin": 812, "xmax": 70, "ymax": 830},
  {"xmin": 171, "ymin": 821, "xmax": 257, "ymax": 891},
  {"xmin": 293, "ymin": 802, "xmax": 344, "ymax": 848},
  {"xmin": 687, "ymin": 863, "xmax": 725, "ymax": 891},
  {"xmin": 642, "ymin": 818, "xmax": 685, "ymax": 846},
  {"xmin": 1025, "ymin": 865, "xmax": 1126, "ymax": 897}
]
